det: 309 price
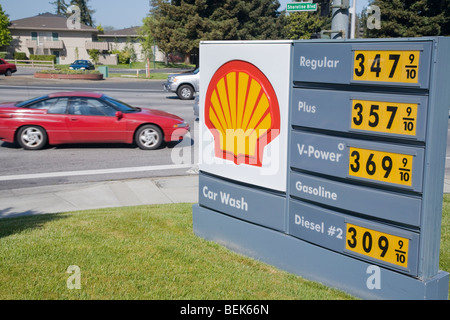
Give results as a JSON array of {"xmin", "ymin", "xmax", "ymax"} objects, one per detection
[
  {"xmin": 349, "ymin": 147, "xmax": 413, "ymax": 186},
  {"xmin": 346, "ymin": 223, "xmax": 409, "ymax": 268},
  {"xmin": 351, "ymin": 100, "xmax": 418, "ymax": 136},
  {"xmin": 353, "ymin": 50, "xmax": 420, "ymax": 84}
]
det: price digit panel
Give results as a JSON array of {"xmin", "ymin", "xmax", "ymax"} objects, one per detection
[
  {"xmin": 349, "ymin": 147, "xmax": 413, "ymax": 186},
  {"xmin": 351, "ymin": 99, "xmax": 418, "ymax": 136},
  {"xmin": 353, "ymin": 50, "xmax": 420, "ymax": 84},
  {"xmin": 345, "ymin": 223, "xmax": 410, "ymax": 268}
]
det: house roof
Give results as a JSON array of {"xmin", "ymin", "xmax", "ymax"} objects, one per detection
[
  {"xmin": 100, "ymin": 26, "xmax": 141, "ymax": 38},
  {"xmin": 9, "ymin": 12, "xmax": 98, "ymax": 33}
]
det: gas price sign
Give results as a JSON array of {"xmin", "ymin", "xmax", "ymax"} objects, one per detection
[
  {"xmin": 351, "ymin": 99, "xmax": 418, "ymax": 136},
  {"xmin": 345, "ymin": 223, "xmax": 410, "ymax": 268},
  {"xmin": 195, "ymin": 38, "xmax": 450, "ymax": 300},
  {"xmin": 348, "ymin": 147, "xmax": 413, "ymax": 186},
  {"xmin": 353, "ymin": 50, "xmax": 420, "ymax": 84},
  {"xmin": 290, "ymin": 38, "xmax": 449, "ymax": 286}
]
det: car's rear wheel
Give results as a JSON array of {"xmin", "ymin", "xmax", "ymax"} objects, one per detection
[
  {"xmin": 17, "ymin": 126, "xmax": 47, "ymax": 150},
  {"xmin": 135, "ymin": 124, "xmax": 163, "ymax": 150},
  {"xmin": 177, "ymin": 84, "xmax": 194, "ymax": 100}
]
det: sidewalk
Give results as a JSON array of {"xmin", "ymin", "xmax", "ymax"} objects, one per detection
[{"xmin": 0, "ymin": 175, "xmax": 199, "ymax": 219}]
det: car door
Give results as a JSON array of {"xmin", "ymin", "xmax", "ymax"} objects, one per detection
[
  {"xmin": 66, "ymin": 97, "xmax": 126, "ymax": 143},
  {"xmin": 25, "ymin": 97, "xmax": 72, "ymax": 143},
  {"xmin": 0, "ymin": 59, "xmax": 6, "ymax": 74}
]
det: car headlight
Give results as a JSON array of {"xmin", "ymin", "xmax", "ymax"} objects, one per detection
[
  {"xmin": 69, "ymin": 67, "xmax": 73, "ymax": 69},
  {"xmin": 173, "ymin": 122, "xmax": 188, "ymax": 128}
]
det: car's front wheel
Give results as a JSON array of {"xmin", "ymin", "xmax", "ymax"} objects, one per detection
[
  {"xmin": 177, "ymin": 84, "xmax": 194, "ymax": 100},
  {"xmin": 135, "ymin": 124, "xmax": 163, "ymax": 150},
  {"xmin": 5, "ymin": 69, "xmax": 12, "ymax": 76},
  {"xmin": 17, "ymin": 126, "xmax": 47, "ymax": 150}
]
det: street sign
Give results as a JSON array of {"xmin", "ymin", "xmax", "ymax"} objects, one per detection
[{"xmin": 287, "ymin": 2, "xmax": 318, "ymax": 12}]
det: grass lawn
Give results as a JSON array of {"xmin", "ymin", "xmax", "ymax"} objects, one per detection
[{"xmin": 0, "ymin": 196, "xmax": 449, "ymax": 300}]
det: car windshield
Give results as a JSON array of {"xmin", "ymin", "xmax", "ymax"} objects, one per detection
[
  {"xmin": 15, "ymin": 95, "xmax": 48, "ymax": 108},
  {"xmin": 74, "ymin": 60, "xmax": 86, "ymax": 64},
  {"xmin": 103, "ymin": 96, "xmax": 140, "ymax": 113}
]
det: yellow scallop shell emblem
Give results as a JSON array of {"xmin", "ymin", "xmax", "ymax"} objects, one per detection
[{"xmin": 205, "ymin": 60, "xmax": 280, "ymax": 167}]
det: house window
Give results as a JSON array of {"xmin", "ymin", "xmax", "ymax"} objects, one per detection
[
  {"xmin": 31, "ymin": 32, "xmax": 37, "ymax": 40},
  {"xmin": 52, "ymin": 33, "xmax": 59, "ymax": 41}
]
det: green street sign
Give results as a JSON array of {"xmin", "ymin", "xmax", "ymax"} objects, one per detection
[{"xmin": 287, "ymin": 2, "xmax": 318, "ymax": 12}]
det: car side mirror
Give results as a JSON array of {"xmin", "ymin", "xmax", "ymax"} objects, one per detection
[{"xmin": 115, "ymin": 111, "xmax": 123, "ymax": 119}]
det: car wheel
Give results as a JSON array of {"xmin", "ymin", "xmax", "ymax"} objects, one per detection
[
  {"xmin": 135, "ymin": 124, "xmax": 163, "ymax": 150},
  {"xmin": 5, "ymin": 69, "xmax": 12, "ymax": 76},
  {"xmin": 177, "ymin": 85, "xmax": 194, "ymax": 100},
  {"xmin": 17, "ymin": 126, "xmax": 47, "ymax": 150}
]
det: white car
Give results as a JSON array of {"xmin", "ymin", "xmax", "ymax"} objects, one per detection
[{"xmin": 163, "ymin": 68, "xmax": 199, "ymax": 100}]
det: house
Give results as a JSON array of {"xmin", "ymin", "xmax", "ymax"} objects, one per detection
[
  {"xmin": 7, "ymin": 12, "xmax": 165, "ymax": 65},
  {"xmin": 7, "ymin": 12, "xmax": 103, "ymax": 64},
  {"xmin": 98, "ymin": 26, "xmax": 144, "ymax": 62},
  {"xmin": 98, "ymin": 26, "xmax": 165, "ymax": 63}
]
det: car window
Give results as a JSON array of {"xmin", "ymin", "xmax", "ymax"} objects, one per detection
[
  {"xmin": 28, "ymin": 98, "xmax": 67, "ymax": 113},
  {"xmin": 0, "ymin": 60, "xmax": 4, "ymax": 65},
  {"xmin": 48, "ymin": 98, "xmax": 69, "ymax": 114},
  {"xmin": 16, "ymin": 95, "xmax": 48, "ymax": 108},
  {"xmin": 69, "ymin": 98, "xmax": 116, "ymax": 116},
  {"xmin": 103, "ymin": 96, "xmax": 139, "ymax": 113}
]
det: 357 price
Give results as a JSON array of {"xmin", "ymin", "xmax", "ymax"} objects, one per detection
[
  {"xmin": 353, "ymin": 50, "xmax": 420, "ymax": 84},
  {"xmin": 349, "ymin": 147, "xmax": 413, "ymax": 186},
  {"xmin": 346, "ymin": 223, "xmax": 409, "ymax": 268},
  {"xmin": 351, "ymin": 100, "xmax": 418, "ymax": 136}
]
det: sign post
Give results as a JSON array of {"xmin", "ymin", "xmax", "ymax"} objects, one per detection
[{"xmin": 193, "ymin": 37, "xmax": 450, "ymax": 299}]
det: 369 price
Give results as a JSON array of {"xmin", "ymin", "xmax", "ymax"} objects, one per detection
[
  {"xmin": 351, "ymin": 100, "xmax": 418, "ymax": 136},
  {"xmin": 353, "ymin": 50, "xmax": 420, "ymax": 84},
  {"xmin": 346, "ymin": 223, "xmax": 409, "ymax": 268},
  {"xmin": 349, "ymin": 147, "xmax": 413, "ymax": 186}
]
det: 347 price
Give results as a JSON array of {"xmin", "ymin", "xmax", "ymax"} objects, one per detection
[
  {"xmin": 346, "ymin": 223, "xmax": 409, "ymax": 268},
  {"xmin": 349, "ymin": 147, "xmax": 413, "ymax": 186},
  {"xmin": 351, "ymin": 100, "xmax": 417, "ymax": 136},
  {"xmin": 353, "ymin": 50, "xmax": 420, "ymax": 84}
]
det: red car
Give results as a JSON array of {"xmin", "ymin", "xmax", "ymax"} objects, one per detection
[
  {"xmin": 0, "ymin": 92, "xmax": 190, "ymax": 150},
  {"xmin": 0, "ymin": 58, "xmax": 17, "ymax": 76}
]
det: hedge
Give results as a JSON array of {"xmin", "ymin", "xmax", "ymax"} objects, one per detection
[
  {"xmin": 14, "ymin": 52, "xmax": 28, "ymax": 60},
  {"xmin": 30, "ymin": 54, "xmax": 56, "ymax": 62}
]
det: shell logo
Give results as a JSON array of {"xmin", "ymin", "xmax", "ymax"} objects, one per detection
[{"xmin": 204, "ymin": 60, "xmax": 280, "ymax": 167}]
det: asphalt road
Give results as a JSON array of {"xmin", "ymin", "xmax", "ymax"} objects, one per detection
[
  {"xmin": 0, "ymin": 75, "xmax": 199, "ymax": 191},
  {"xmin": 1, "ymin": 74, "xmax": 450, "ymax": 193}
]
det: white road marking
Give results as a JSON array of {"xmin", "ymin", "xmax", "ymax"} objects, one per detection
[
  {"xmin": 0, "ymin": 164, "xmax": 193, "ymax": 181},
  {"xmin": 0, "ymin": 85, "xmax": 161, "ymax": 93}
]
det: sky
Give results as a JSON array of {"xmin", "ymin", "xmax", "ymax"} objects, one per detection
[{"xmin": 1, "ymin": 0, "xmax": 370, "ymax": 30}]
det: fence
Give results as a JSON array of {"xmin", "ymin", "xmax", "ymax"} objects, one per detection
[{"xmin": 7, "ymin": 59, "xmax": 55, "ymax": 69}]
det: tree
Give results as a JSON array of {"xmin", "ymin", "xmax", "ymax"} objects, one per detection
[
  {"xmin": 139, "ymin": 16, "xmax": 155, "ymax": 61},
  {"xmin": 147, "ymin": 0, "xmax": 286, "ymax": 63},
  {"xmin": 365, "ymin": 0, "xmax": 450, "ymax": 37},
  {"xmin": 50, "ymin": 0, "xmax": 69, "ymax": 16},
  {"xmin": 51, "ymin": 0, "xmax": 96, "ymax": 26},
  {"xmin": 284, "ymin": 10, "xmax": 330, "ymax": 40},
  {"xmin": 0, "ymin": 4, "xmax": 12, "ymax": 48}
]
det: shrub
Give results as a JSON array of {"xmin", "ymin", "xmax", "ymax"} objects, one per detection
[
  {"xmin": 0, "ymin": 52, "xmax": 7, "ymax": 59},
  {"xmin": 14, "ymin": 52, "xmax": 28, "ymax": 60},
  {"xmin": 35, "ymin": 69, "xmax": 100, "ymax": 74},
  {"xmin": 30, "ymin": 54, "xmax": 56, "ymax": 62}
]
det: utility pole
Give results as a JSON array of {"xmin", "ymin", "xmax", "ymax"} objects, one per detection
[
  {"xmin": 330, "ymin": 0, "xmax": 350, "ymax": 39},
  {"xmin": 319, "ymin": 0, "xmax": 350, "ymax": 39}
]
